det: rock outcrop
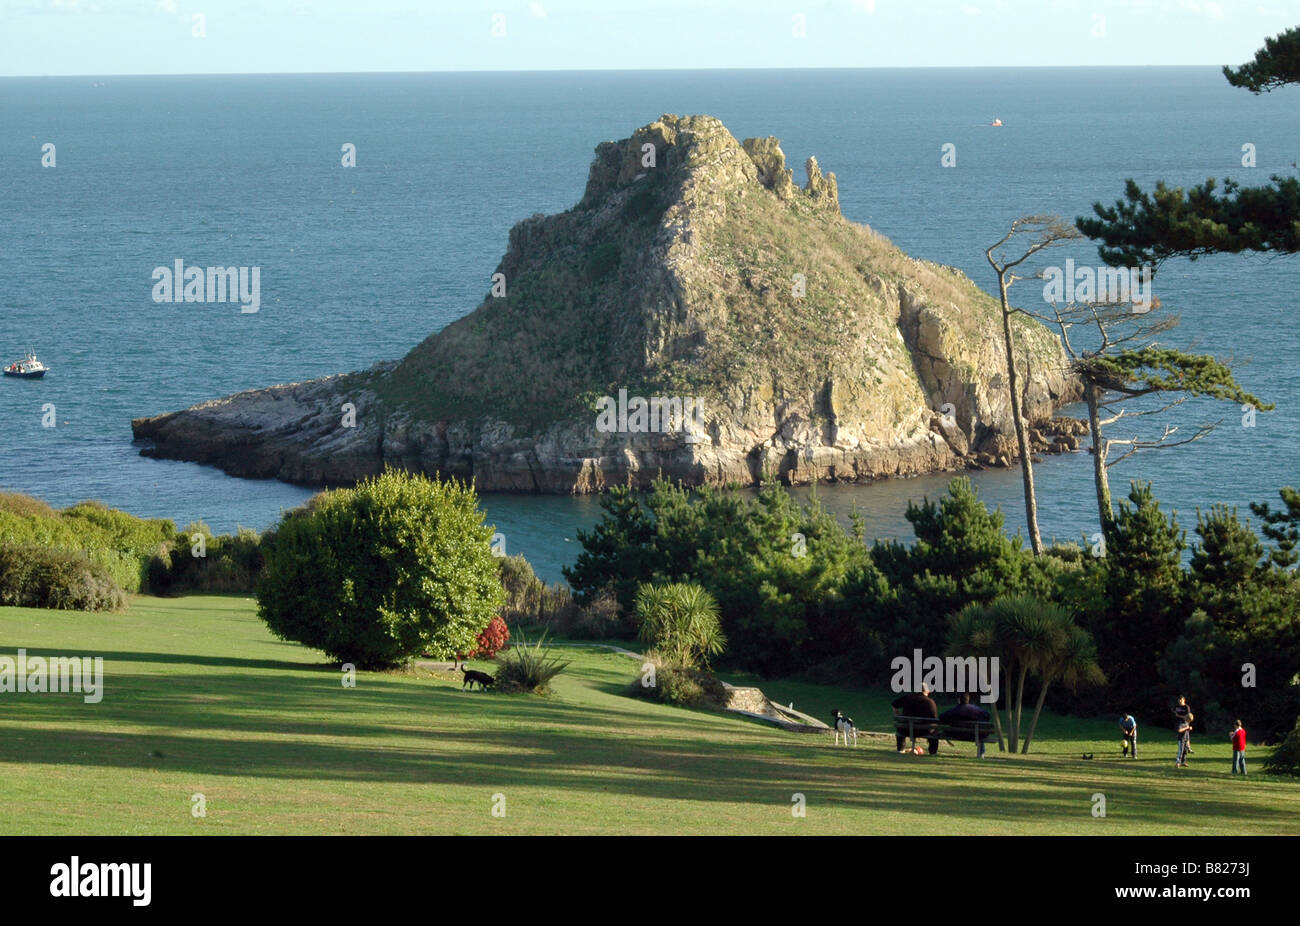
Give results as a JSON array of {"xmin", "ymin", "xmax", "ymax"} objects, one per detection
[{"xmin": 132, "ymin": 114, "xmax": 1082, "ymax": 492}]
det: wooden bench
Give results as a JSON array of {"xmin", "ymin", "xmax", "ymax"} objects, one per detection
[{"xmin": 893, "ymin": 715, "xmax": 996, "ymax": 755}]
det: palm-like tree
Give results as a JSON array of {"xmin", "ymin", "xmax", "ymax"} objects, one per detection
[
  {"xmin": 947, "ymin": 595, "xmax": 1104, "ymax": 754},
  {"xmin": 1020, "ymin": 623, "xmax": 1106, "ymax": 754},
  {"xmin": 635, "ymin": 582, "xmax": 726, "ymax": 667},
  {"xmin": 993, "ymin": 596, "xmax": 1072, "ymax": 752},
  {"xmin": 948, "ymin": 601, "xmax": 1007, "ymax": 751}
]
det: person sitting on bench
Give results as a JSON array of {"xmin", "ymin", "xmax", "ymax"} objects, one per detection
[
  {"xmin": 940, "ymin": 694, "xmax": 992, "ymax": 758},
  {"xmin": 892, "ymin": 684, "xmax": 940, "ymax": 754}
]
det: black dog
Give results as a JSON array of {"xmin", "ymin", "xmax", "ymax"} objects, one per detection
[{"xmin": 460, "ymin": 664, "xmax": 495, "ymax": 691}]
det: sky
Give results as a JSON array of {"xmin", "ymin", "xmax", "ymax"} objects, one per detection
[{"xmin": 0, "ymin": 0, "xmax": 1297, "ymax": 76}]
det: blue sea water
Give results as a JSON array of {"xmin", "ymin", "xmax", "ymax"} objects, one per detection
[{"xmin": 0, "ymin": 68, "xmax": 1296, "ymax": 583}]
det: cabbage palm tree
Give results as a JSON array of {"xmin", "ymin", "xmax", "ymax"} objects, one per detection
[
  {"xmin": 947, "ymin": 601, "xmax": 1007, "ymax": 752},
  {"xmin": 1021, "ymin": 621, "xmax": 1106, "ymax": 754},
  {"xmin": 635, "ymin": 582, "xmax": 726, "ymax": 667},
  {"xmin": 948, "ymin": 595, "xmax": 1103, "ymax": 754},
  {"xmin": 989, "ymin": 595, "xmax": 1069, "ymax": 751}
]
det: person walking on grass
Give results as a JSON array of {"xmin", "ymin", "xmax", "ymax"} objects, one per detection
[
  {"xmin": 1175, "ymin": 711, "xmax": 1193, "ymax": 768},
  {"xmin": 1119, "ymin": 713, "xmax": 1138, "ymax": 758},
  {"xmin": 1231, "ymin": 720, "xmax": 1247, "ymax": 776}
]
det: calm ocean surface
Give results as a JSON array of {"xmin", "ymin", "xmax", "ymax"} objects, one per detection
[{"xmin": 1, "ymin": 68, "xmax": 1296, "ymax": 583}]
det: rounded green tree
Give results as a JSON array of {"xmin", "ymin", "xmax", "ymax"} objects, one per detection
[{"xmin": 257, "ymin": 470, "xmax": 505, "ymax": 668}]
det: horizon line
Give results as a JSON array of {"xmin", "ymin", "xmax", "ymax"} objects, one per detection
[{"xmin": 0, "ymin": 63, "xmax": 1230, "ymax": 80}]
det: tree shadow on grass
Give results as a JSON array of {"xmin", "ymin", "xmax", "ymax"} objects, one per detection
[
  {"xmin": 3, "ymin": 722, "xmax": 1291, "ymax": 831},
  {"xmin": 0, "ymin": 663, "xmax": 743, "ymax": 744},
  {"xmin": 3, "ymin": 646, "xmax": 322, "ymax": 674},
  {"xmin": 5, "ymin": 648, "xmax": 1294, "ymax": 832}
]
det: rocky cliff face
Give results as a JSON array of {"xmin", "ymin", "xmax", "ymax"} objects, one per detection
[{"xmin": 132, "ymin": 115, "xmax": 1082, "ymax": 492}]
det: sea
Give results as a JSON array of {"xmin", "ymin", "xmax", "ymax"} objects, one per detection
[{"xmin": 1, "ymin": 68, "xmax": 1296, "ymax": 583}]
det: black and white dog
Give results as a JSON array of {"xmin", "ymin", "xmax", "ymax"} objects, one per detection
[{"xmin": 832, "ymin": 709, "xmax": 857, "ymax": 746}]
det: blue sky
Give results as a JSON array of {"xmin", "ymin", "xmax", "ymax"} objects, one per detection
[{"xmin": 2, "ymin": 0, "xmax": 1298, "ymax": 76}]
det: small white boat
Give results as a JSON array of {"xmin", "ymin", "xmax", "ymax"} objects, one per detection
[
  {"xmin": 3, "ymin": 351, "xmax": 48, "ymax": 379},
  {"xmin": 991, "ymin": 118, "xmax": 1004, "ymax": 127}
]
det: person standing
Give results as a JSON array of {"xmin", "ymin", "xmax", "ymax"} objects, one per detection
[
  {"xmin": 1174, "ymin": 696, "xmax": 1195, "ymax": 754},
  {"xmin": 1119, "ymin": 713, "xmax": 1138, "ymax": 758},
  {"xmin": 1231, "ymin": 720, "xmax": 1247, "ymax": 776},
  {"xmin": 1176, "ymin": 711, "xmax": 1193, "ymax": 768}
]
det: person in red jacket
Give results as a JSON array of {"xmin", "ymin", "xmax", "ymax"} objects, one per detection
[{"xmin": 1231, "ymin": 720, "xmax": 1247, "ymax": 775}]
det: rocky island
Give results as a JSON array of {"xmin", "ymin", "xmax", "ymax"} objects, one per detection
[{"xmin": 132, "ymin": 115, "xmax": 1083, "ymax": 492}]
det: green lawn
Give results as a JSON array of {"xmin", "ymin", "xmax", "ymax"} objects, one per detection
[{"xmin": 1, "ymin": 595, "xmax": 1297, "ymax": 835}]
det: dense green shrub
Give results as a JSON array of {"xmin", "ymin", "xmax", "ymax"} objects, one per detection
[
  {"xmin": 62, "ymin": 501, "xmax": 174, "ymax": 562},
  {"xmin": 556, "ymin": 585, "xmax": 630, "ymax": 639},
  {"xmin": 0, "ymin": 492, "xmax": 265, "ymax": 603},
  {"xmin": 501, "ymin": 555, "xmax": 632, "ymax": 639},
  {"xmin": 0, "ymin": 493, "xmax": 56, "ymax": 519},
  {"xmin": 0, "ymin": 494, "xmax": 180, "ymax": 592},
  {"xmin": 631, "ymin": 650, "xmax": 728, "ymax": 709},
  {"xmin": 585, "ymin": 241, "xmax": 621, "ymax": 280},
  {"xmin": 566, "ymin": 479, "xmax": 871, "ymax": 674},
  {"xmin": 0, "ymin": 496, "xmax": 174, "ymax": 593},
  {"xmin": 498, "ymin": 554, "xmax": 571, "ymax": 624},
  {"xmin": 0, "ymin": 542, "xmax": 126, "ymax": 612},
  {"xmin": 256, "ymin": 470, "xmax": 505, "ymax": 668},
  {"xmin": 1263, "ymin": 717, "xmax": 1300, "ymax": 777},
  {"xmin": 150, "ymin": 524, "xmax": 263, "ymax": 595}
]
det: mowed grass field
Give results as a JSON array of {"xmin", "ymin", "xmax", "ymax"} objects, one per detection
[{"xmin": 1, "ymin": 595, "xmax": 1298, "ymax": 835}]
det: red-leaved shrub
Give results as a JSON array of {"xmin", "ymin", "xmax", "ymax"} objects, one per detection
[{"xmin": 469, "ymin": 615, "xmax": 510, "ymax": 659}]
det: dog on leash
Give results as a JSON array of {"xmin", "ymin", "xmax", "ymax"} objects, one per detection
[
  {"xmin": 460, "ymin": 664, "xmax": 496, "ymax": 691},
  {"xmin": 832, "ymin": 709, "xmax": 857, "ymax": 746}
]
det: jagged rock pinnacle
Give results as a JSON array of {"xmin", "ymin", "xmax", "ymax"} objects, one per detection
[
  {"xmin": 803, "ymin": 156, "xmax": 839, "ymax": 207},
  {"xmin": 742, "ymin": 136, "xmax": 797, "ymax": 201}
]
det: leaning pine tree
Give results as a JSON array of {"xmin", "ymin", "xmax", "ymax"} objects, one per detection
[{"xmin": 257, "ymin": 469, "xmax": 505, "ymax": 668}]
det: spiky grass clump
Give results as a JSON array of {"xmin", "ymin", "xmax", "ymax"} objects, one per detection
[{"xmin": 495, "ymin": 631, "xmax": 571, "ymax": 694}]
